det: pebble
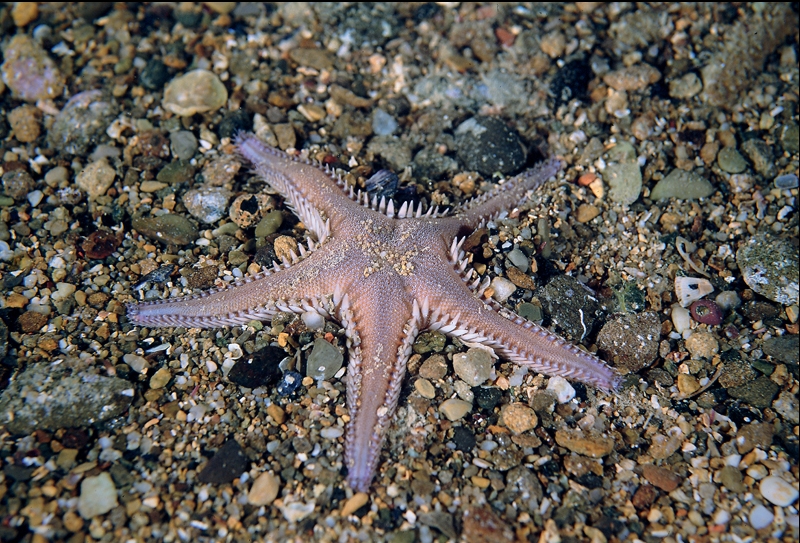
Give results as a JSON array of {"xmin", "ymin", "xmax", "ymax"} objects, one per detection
[
  {"xmin": 641, "ymin": 464, "xmax": 682, "ymax": 492},
  {"xmin": 0, "ymin": 360, "xmax": 133, "ymax": 434},
  {"xmin": 546, "ymin": 376, "xmax": 576, "ymax": 404},
  {"xmin": 149, "ymin": 368, "xmax": 171, "ymax": 389},
  {"xmin": 320, "ymin": 427, "xmax": 343, "ymax": 439},
  {"xmin": 596, "ymin": 311, "xmax": 661, "ymax": 373},
  {"xmin": 123, "ymin": 353, "xmax": 149, "ymax": 374},
  {"xmin": 760, "ymin": 476, "xmax": 799, "ymax": 507},
  {"xmin": 250, "ymin": 211, "xmax": 280, "ymax": 240},
  {"xmin": 419, "ymin": 355, "xmax": 448, "ymax": 380},
  {"xmin": 684, "ymin": 331, "xmax": 718, "ymax": 359},
  {"xmin": 555, "ymin": 429, "xmax": 615, "ymax": 458},
  {"xmin": 163, "ymin": 69, "xmax": 228, "ymax": 116},
  {"xmin": 8, "ymin": 104, "xmax": 41, "ymax": 142},
  {"xmin": 78, "ymin": 472, "xmax": 118, "ymax": 519},
  {"xmin": 715, "ymin": 291, "xmax": 741, "ymax": 311},
  {"xmin": 677, "ymin": 374, "xmax": 701, "ymax": 396},
  {"xmin": 602, "ymin": 64, "xmax": 661, "ymax": 91},
  {"xmin": 741, "ymin": 139, "xmax": 775, "ymax": 177},
  {"xmin": 718, "ymin": 465, "xmax": 745, "ymax": 493},
  {"xmin": 649, "ymin": 169, "xmax": 714, "ymax": 200},
  {"xmin": 536, "ymin": 275, "xmax": 601, "ymax": 340},
  {"xmin": 717, "ymin": 147, "xmax": 747, "ymax": 173},
  {"xmin": 248, "ymin": 472, "xmax": 280, "ymax": 506},
  {"xmin": 140, "ymin": 59, "xmax": 170, "ymax": 90},
  {"xmin": 414, "ymin": 378, "xmax": 436, "ymax": 399},
  {"xmin": 455, "ymin": 116, "xmax": 526, "ymax": 176},
  {"xmin": 506, "ymin": 248, "xmax": 529, "ymax": 273},
  {"xmin": 1, "ymin": 35, "xmax": 64, "ymax": 101},
  {"xmin": 76, "ymin": 159, "xmax": 116, "ymax": 201},
  {"xmin": 2, "ymin": 171, "xmax": 35, "ymax": 201},
  {"xmin": 576, "ymin": 203, "xmax": 601, "ymax": 223},
  {"xmin": 690, "ymin": 299, "xmax": 723, "ymax": 325},
  {"xmin": 668, "ymin": 72, "xmax": 703, "ymax": 99},
  {"xmin": 132, "ymin": 215, "xmax": 198, "ymax": 245},
  {"xmin": 47, "ymin": 90, "xmax": 118, "ymax": 156},
  {"xmin": 736, "ymin": 234, "xmax": 799, "ymax": 306},
  {"xmin": 775, "ymin": 173, "xmax": 799, "ymax": 190},
  {"xmin": 749, "ymin": 503, "xmax": 774, "ymax": 530},
  {"xmin": 197, "ymin": 440, "xmax": 249, "ymax": 484},
  {"xmin": 772, "ymin": 390, "xmax": 800, "ymax": 425},
  {"xmin": 341, "ymin": 493, "xmax": 369, "ymax": 517},
  {"xmin": 289, "ymin": 48, "xmax": 335, "ymax": 71},
  {"xmin": 276, "ymin": 370, "xmax": 303, "ymax": 396},
  {"xmin": 183, "ymin": 187, "xmax": 232, "ymax": 224},
  {"xmin": 157, "ymin": 160, "xmax": 195, "ymax": 185},
  {"xmin": 452, "ymin": 348, "xmax": 492, "ymax": 386},
  {"xmin": 372, "ymin": 109, "xmax": 398, "ymax": 136},
  {"xmin": 727, "ymin": 375, "xmax": 780, "ymax": 408},
  {"xmin": 490, "ymin": 277, "xmax": 517, "ymax": 303},
  {"xmin": 228, "ymin": 346, "xmax": 285, "ymax": 389},
  {"xmin": 604, "ymin": 141, "xmax": 642, "ymax": 204},
  {"xmin": 305, "ymin": 338, "xmax": 344, "ymax": 381},
  {"xmin": 170, "ymin": 131, "xmax": 199, "ymax": 160},
  {"xmin": 500, "ymin": 403, "xmax": 538, "ymax": 434},
  {"xmin": 439, "ymin": 399, "xmax": 472, "ymax": 421},
  {"xmin": 671, "ymin": 304, "xmax": 692, "ymax": 333},
  {"xmin": 11, "ymin": 1, "xmax": 38, "ymax": 26},
  {"xmin": 266, "ymin": 404, "xmax": 285, "ymax": 425},
  {"xmin": 735, "ymin": 422, "xmax": 775, "ymax": 454},
  {"xmin": 280, "ymin": 500, "xmax": 317, "ymax": 523}
]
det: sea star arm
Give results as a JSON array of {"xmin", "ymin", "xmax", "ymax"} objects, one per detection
[
  {"xmin": 414, "ymin": 244, "xmax": 620, "ymax": 391},
  {"xmin": 237, "ymin": 133, "xmax": 392, "ymax": 242},
  {"xmin": 127, "ymin": 241, "xmax": 351, "ymax": 328},
  {"xmin": 335, "ymin": 279, "xmax": 418, "ymax": 492},
  {"xmin": 448, "ymin": 158, "xmax": 563, "ymax": 231}
]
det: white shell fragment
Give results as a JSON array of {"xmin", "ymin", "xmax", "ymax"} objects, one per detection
[{"xmin": 675, "ymin": 276, "xmax": 714, "ymax": 307}]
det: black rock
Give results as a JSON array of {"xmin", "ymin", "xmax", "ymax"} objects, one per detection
[
  {"xmin": 227, "ymin": 345, "xmax": 286, "ymax": 389},
  {"xmin": 197, "ymin": 439, "xmax": 249, "ymax": 484},
  {"xmin": 140, "ymin": 59, "xmax": 170, "ymax": 91},
  {"xmin": 473, "ymin": 386, "xmax": 502, "ymax": 410},
  {"xmin": 451, "ymin": 426, "xmax": 476, "ymax": 452},
  {"xmin": 454, "ymin": 116, "xmax": 526, "ymax": 176},
  {"xmin": 551, "ymin": 58, "xmax": 592, "ymax": 107}
]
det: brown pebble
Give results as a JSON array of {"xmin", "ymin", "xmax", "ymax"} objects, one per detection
[
  {"xmin": 186, "ymin": 266, "xmax": 219, "ymax": 289},
  {"xmin": 506, "ymin": 267, "xmax": 535, "ymax": 290},
  {"xmin": 266, "ymin": 404, "xmax": 285, "ymax": 425},
  {"xmin": 736, "ymin": 422, "xmax": 775, "ymax": 454},
  {"xmin": 641, "ymin": 464, "xmax": 682, "ymax": 492},
  {"xmin": 576, "ymin": 203, "xmax": 601, "ymax": 223},
  {"xmin": 341, "ymin": 492, "xmax": 369, "ymax": 516},
  {"xmin": 632, "ymin": 484, "xmax": 659, "ymax": 509},
  {"xmin": 462, "ymin": 506, "xmax": 515, "ymax": 543},
  {"xmin": 500, "ymin": 403, "xmax": 538, "ymax": 434},
  {"xmin": 8, "ymin": 105, "xmax": 41, "ymax": 142},
  {"xmin": 19, "ymin": 311, "xmax": 48, "ymax": 333},
  {"xmin": 87, "ymin": 292, "xmax": 110, "ymax": 308},
  {"xmin": 555, "ymin": 428, "xmax": 615, "ymax": 457},
  {"xmin": 419, "ymin": 354, "xmax": 448, "ymax": 380}
]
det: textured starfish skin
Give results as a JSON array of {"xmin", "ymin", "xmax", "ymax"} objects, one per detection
[{"xmin": 128, "ymin": 133, "xmax": 620, "ymax": 491}]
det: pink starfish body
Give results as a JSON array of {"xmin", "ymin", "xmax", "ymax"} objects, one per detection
[{"xmin": 128, "ymin": 133, "xmax": 620, "ymax": 492}]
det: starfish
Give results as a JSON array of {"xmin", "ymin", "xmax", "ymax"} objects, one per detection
[{"xmin": 128, "ymin": 132, "xmax": 620, "ymax": 492}]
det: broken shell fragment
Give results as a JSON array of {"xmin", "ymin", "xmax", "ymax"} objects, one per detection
[{"xmin": 675, "ymin": 276, "xmax": 714, "ymax": 307}]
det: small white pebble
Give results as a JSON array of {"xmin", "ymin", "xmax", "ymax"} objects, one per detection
[
  {"xmin": 547, "ymin": 376, "xmax": 576, "ymax": 404},
  {"xmin": 749, "ymin": 504, "xmax": 774, "ymax": 530}
]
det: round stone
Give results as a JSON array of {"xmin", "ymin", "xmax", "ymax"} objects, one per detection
[
  {"xmin": 78, "ymin": 472, "xmax": 118, "ymax": 519},
  {"xmin": 500, "ymin": 403, "xmax": 538, "ymax": 434},
  {"xmin": 305, "ymin": 338, "xmax": 343, "ymax": 381},
  {"xmin": 248, "ymin": 472, "xmax": 280, "ymax": 506},
  {"xmin": 440, "ymin": 398, "xmax": 472, "ymax": 421},
  {"xmin": 163, "ymin": 69, "xmax": 228, "ymax": 117},
  {"xmin": 455, "ymin": 116, "xmax": 526, "ymax": 176},
  {"xmin": 749, "ymin": 503, "xmax": 774, "ymax": 530}
]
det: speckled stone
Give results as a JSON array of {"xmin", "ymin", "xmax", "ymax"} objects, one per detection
[
  {"xmin": 454, "ymin": 116, "xmax": 526, "ymax": 176},
  {"xmin": 452, "ymin": 348, "xmax": 493, "ymax": 386},
  {"xmin": 0, "ymin": 358, "xmax": 133, "ymax": 434},
  {"xmin": 736, "ymin": 234, "xmax": 799, "ymax": 306},
  {"xmin": 132, "ymin": 215, "xmax": 198, "ymax": 245},
  {"xmin": 1, "ymin": 35, "xmax": 64, "ymax": 102},
  {"xmin": 536, "ymin": 275, "xmax": 601, "ymax": 340},
  {"xmin": 684, "ymin": 331, "xmax": 719, "ymax": 359},
  {"xmin": 727, "ymin": 375, "xmax": 780, "ymax": 409},
  {"xmin": 597, "ymin": 311, "xmax": 661, "ymax": 373}
]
